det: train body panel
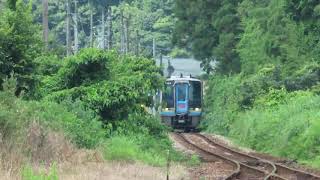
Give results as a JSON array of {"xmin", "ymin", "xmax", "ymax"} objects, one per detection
[{"xmin": 160, "ymin": 75, "xmax": 203, "ymax": 130}]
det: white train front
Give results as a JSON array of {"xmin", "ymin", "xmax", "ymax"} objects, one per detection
[{"xmin": 160, "ymin": 75, "xmax": 203, "ymax": 131}]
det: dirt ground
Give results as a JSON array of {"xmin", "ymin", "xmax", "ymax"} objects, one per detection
[
  {"xmin": 0, "ymin": 149, "xmax": 188, "ymax": 180},
  {"xmin": 58, "ymin": 161, "xmax": 187, "ymax": 180}
]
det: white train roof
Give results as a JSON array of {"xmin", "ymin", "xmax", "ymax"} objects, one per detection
[{"xmin": 166, "ymin": 75, "xmax": 201, "ymax": 82}]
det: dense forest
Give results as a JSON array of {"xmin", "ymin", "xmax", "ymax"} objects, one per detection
[
  {"xmin": 0, "ymin": 0, "xmax": 197, "ymax": 178},
  {"xmin": 174, "ymin": 0, "xmax": 320, "ymax": 167},
  {"xmin": 30, "ymin": 0, "xmax": 176, "ymax": 57},
  {"xmin": 2, "ymin": 0, "xmax": 320, "ymax": 178}
]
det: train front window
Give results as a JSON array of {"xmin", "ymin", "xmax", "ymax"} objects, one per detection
[
  {"xmin": 176, "ymin": 84, "xmax": 187, "ymax": 101},
  {"xmin": 163, "ymin": 81, "xmax": 174, "ymax": 108},
  {"xmin": 189, "ymin": 81, "xmax": 202, "ymax": 108}
]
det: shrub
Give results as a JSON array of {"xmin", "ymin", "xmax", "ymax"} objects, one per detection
[
  {"xmin": 204, "ymin": 67, "xmax": 320, "ymax": 167},
  {"xmin": 102, "ymin": 135, "xmax": 167, "ymax": 166},
  {"xmin": 169, "ymin": 47, "xmax": 191, "ymax": 58},
  {"xmin": 203, "ymin": 75, "xmax": 242, "ymax": 135},
  {"xmin": 0, "ymin": 78, "xmax": 106, "ymax": 149},
  {"xmin": 230, "ymin": 91, "xmax": 320, "ymax": 166},
  {"xmin": 21, "ymin": 164, "xmax": 58, "ymax": 180},
  {"xmin": 40, "ymin": 48, "xmax": 163, "ymax": 121},
  {"xmin": 102, "ymin": 133, "xmax": 194, "ymax": 167}
]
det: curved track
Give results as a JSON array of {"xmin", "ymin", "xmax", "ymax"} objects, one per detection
[{"xmin": 174, "ymin": 133, "xmax": 320, "ymax": 180}]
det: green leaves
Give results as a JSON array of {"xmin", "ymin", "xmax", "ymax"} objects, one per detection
[
  {"xmin": 41, "ymin": 48, "xmax": 162, "ymax": 121},
  {"xmin": 0, "ymin": 0, "xmax": 42, "ymax": 96},
  {"xmin": 173, "ymin": 0, "xmax": 241, "ymax": 74}
]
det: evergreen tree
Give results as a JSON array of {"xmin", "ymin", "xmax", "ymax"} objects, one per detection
[
  {"xmin": 173, "ymin": 0, "xmax": 242, "ymax": 74},
  {"xmin": 0, "ymin": 0, "xmax": 42, "ymax": 95}
]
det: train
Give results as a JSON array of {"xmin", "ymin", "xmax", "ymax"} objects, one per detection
[{"xmin": 160, "ymin": 75, "xmax": 203, "ymax": 131}]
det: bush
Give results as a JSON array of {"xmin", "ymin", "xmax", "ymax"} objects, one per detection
[
  {"xmin": 102, "ymin": 135, "xmax": 168, "ymax": 166},
  {"xmin": 204, "ymin": 67, "xmax": 320, "ymax": 167},
  {"xmin": 22, "ymin": 164, "xmax": 58, "ymax": 180},
  {"xmin": 0, "ymin": 0, "xmax": 42, "ymax": 97},
  {"xmin": 230, "ymin": 92, "xmax": 320, "ymax": 165},
  {"xmin": 111, "ymin": 113, "xmax": 169, "ymax": 138},
  {"xmin": 40, "ymin": 48, "xmax": 163, "ymax": 121},
  {"xmin": 169, "ymin": 47, "xmax": 191, "ymax": 58},
  {"xmin": 0, "ymin": 78, "xmax": 106, "ymax": 149},
  {"xmin": 203, "ymin": 75, "xmax": 242, "ymax": 135},
  {"xmin": 102, "ymin": 133, "xmax": 196, "ymax": 167},
  {"xmin": 103, "ymin": 112, "xmax": 195, "ymax": 166}
]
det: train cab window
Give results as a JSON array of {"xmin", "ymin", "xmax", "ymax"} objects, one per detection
[
  {"xmin": 176, "ymin": 84, "xmax": 187, "ymax": 101},
  {"xmin": 189, "ymin": 81, "xmax": 202, "ymax": 108},
  {"xmin": 163, "ymin": 81, "xmax": 174, "ymax": 108}
]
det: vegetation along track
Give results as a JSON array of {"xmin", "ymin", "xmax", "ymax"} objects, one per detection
[{"xmin": 175, "ymin": 133, "xmax": 320, "ymax": 180}]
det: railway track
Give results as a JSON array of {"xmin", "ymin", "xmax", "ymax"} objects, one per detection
[{"xmin": 173, "ymin": 133, "xmax": 320, "ymax": 180}]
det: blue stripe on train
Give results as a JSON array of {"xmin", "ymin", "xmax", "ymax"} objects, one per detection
[
  {"xmin": 160, "ymin": 111, "xmax": 202, "ymax": 117},
  {"xmin": 160, "ymin": 111, "xmax": 176, "ymax": 116}
]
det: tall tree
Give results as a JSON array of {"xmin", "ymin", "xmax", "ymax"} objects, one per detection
[
  {"xmin": 173, "ymin": 0, "xmax": 242, "ymax": 74},
  {"xmin": 66, "ymin": 0, "xmax": 71, "ymax": 56},
  {"xmin": 107, "ymin": 6, "xmax": 113, "ymax": 49},
  {"xmin": 7, "ymin": 0, "xmax": 17, "ymax": 10},
  {"xmin": 0, "ymin": 0, "xmax": 41, "ymax": 95},
  {"xmin": 101, "ymin": 6, "xmax": 106, "ymax": 49},
  {"xmin": 89, "ymin": 2, "xmax": 94, "ymax": 47},
  {"xmin": 42, "ymin": 0, "xmax": 49, "ymax": 49},
  {"xmin": 73, "ymin": 0, "xmax": 78, "ymax": 53}
]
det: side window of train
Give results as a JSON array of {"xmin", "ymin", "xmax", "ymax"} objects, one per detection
[
  {"xmin": 189, "ymin": 81, "xmax": 202, "ymax": 108},
  {"xmin": 163, "ymin": 81, "xmax": 174, "ymax": 108}
]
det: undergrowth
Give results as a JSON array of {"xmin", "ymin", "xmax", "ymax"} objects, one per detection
[
  {"xmin": 204, "ymin": 68, "xmax": 320, "ymax": 168},
  {"xmin": 22, "ymin": 164, "xmax": 58, "ymax": 180},
  {"xmin": 0, "ymin": 77, "xmax": 196, "ymax": 179}
]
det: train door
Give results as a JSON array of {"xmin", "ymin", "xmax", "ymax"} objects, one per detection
[{"xmin": 175, "ymin": 83, "xmax": 188, "ymax": 114}]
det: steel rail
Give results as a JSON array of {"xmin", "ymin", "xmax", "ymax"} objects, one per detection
[
  {"xmin": 175, "ymin": 133, "xmax": 268, "ymax": 180},
  {"xmin": 194, "ymin": 133, "xmax": 320, "ymax": 180},
  {"xmin": 193, "ymin": 133, "xmax": 278, "ymax": 179}
]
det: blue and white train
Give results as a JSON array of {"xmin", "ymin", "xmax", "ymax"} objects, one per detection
[{"xmin": 160, "ymin": 75, "xmax": 203, "ymax": 131}]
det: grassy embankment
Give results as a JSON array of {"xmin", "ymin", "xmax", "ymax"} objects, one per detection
[
  {"xmin": 0, "ymin": 80, "xmax": 198, "ymax": 179},
  {"xmin": 0, "ymin": 49, "xmax": 199, "ymax": 179},
  {"xmin": 203, "ymin": 65, "xmax": 320, "ymax": 167}
]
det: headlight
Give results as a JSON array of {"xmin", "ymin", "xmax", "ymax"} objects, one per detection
[
  {"xmin": 195, "ymin": 108, "xmax": 201, "ymax": 111},
  {"xmin": 165, "ymin": 108, "xmax": 169, "ymax": 111}
]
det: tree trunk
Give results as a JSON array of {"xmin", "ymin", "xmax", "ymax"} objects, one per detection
[
  {"xmin": 135, "ymin": 30, "xmax": 139, "ymax": 56},
  {"xmin": 120, "ymin": 10, "xmax": 125, "ymax": 54},
  {"xmin": 74, "ymin": 0, "xmax": 78, "ymax": 53},
  {"xmin": 125, "ymin": 16, "xmax": 130, "ymax": 54},
  {"xmin": 153, "ymin": 37, "xmax": 156, "ymax": 58},
  {"xmin": 101, "ymin": 7, "xmax": 105, "ymax": 49},
  {"xmin": 107, "ymin": 6, "xmax": 112, "ymax": 50},
  {"xmin": 90, "ymin": 5, "xmax": 93, "ymax": 47},
  {"xmin": 66, "ymin": 0, "xmax": 71, "ymax": 56},
  {"xmin": 42, "ymin": 0, "xmax": 49, "ymax": 49}
]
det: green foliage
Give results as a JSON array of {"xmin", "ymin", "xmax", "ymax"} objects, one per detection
[
  {"xmin": 204, "ymin": 68, "xmax": 320, "ymax": 167},
  {"xmin": 30, "ymin": 0, "xmax": 175, "ymax": 56},
  {"xmin": 0, "ymin": 0, "xmax": 42, "ymax": 96},
  {"xmin": 203, "ymin": 75, "xmax": 241, "ymax": 135},
  {"xmin": 112, "ymin": 113, "xmax": 169, "ymax": 138},
  {"xmin": 103, "ymin": 113, "xmax": 171, "ymax": 166},
  {"xmin": 230, "ymin": 92, "xmax": 320, "ymax": 166},
  {"xmin": 0, "ymin": 78, "xmax": 106, "ymax": 149},
  {"xmin": 35, "ymin": 100, "xmax": 106, "ymax": 148},
  {"xmin": 34, "ymin": 55, "xmax": 62, "ymax": 76},
  {"xmin": 102, "ymin": 112, "xmax": 197, "ymax": 166},
  {"xmin": 41, "ymin": 48, "xmax": 162, "ymax": 121},
  {"xmin": 22, "ymin": 164, "xmax": 58, "ymax": 180},
  {"xmin": 173, "ymin": 0, "xmax": 242, "ymax": 74},
  {"xmin": 103, "ymin": 135, "xmax": 168, "ymax": 166},
  {"xmin": 103, "ymin": 129, "xmax": 197, "ymax": 166},
  {"xmin": 169, "ymin": 47, "xmax": 191, "ymax": 58}
]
